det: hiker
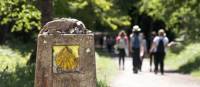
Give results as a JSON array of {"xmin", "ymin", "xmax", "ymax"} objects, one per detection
[
  {"xmin": 150, "ymin": 29, "xmax": 169, "ymax": 75},
  {"xmin": 106, "ymin": 35, "xmax": 114, "ymax": 53},
  {"xmin": 149, "ymin": 31, "xmax": 157, "ymax": 72},
  {"xmin": 130, "ymin": 25, "xmax": 144, "ymax": 73},
  {"xmin": 116, "ymin": 30, "xmax": 129, "ymax": 70},
  {"xmin": 139, "ymin": 33, "xmax": 147, "ymax": 71}
]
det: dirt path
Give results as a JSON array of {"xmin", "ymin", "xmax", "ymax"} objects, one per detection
[{"xmin": 110, "ymin": 58, "xmax": 200, "ymax": 87}]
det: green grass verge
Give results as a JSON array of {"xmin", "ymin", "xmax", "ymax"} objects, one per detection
[
  {"xmin": 165, "ymin": 43, "xmax": 200, "ymax": 77},
  {"xmin": 0, "ymin": 65, "xmax": 35, "ymax": 87},
  {"xmin": 96, "ymin": 51, "xmax": 117, "ymax": 87},
  {"xmin": 0, "ymin": 46, "xmax": 29, "ymax": 72},
  {"xmin": 0, "ymin": 45, "xmax": 33, "ymax": 87}
]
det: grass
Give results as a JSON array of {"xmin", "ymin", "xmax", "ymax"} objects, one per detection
[
  {"xmin": 0, "ymin": 65, "xmax": 35, "ymax": 87},
  {"xmin": 165, "ymin": 43, "xmax": 200, "ymax": 77},
  {"xmin": 0, "ymin": 45, "xmax": 116, "ymax": 87},
  {"xmin": 96, "ymin": 50, "xmax": 117, "ymax": 87},
  {"xmin": 0, "ymin": 46, "xmax": 29, "ymax": 72},
  {"xmin": 0, "ymin": 45, "xmax": 33, "ymax": 87}
]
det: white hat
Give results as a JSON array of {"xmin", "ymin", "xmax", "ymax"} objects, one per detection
[
  {"xmin": 158, "ymin": 29, "xmax": 165, "ymax": 33},
  {"xmin": 132, "ymin": 25, "xmax": 141, "ymax": 32},
  {"xmin": 158, "ymin": 29, "xmax": 165, "ymax": 36}
]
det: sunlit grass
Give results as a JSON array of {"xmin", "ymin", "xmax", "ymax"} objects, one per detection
[
  {"xmin": 96, "ymin": 50, "xmax": 117, "ymax": 87},
  {"xmin": 0, "ymin": 45, "xmax": 33, "ymax": 87},
  {"xmin": 166, "ymin": 43, "xmax": 200, "ymax": 78},
  {"xmin": 0, "ymin": 46, "xmax": 29, "ymax": 72},
  {"xmin": 192, "ymin": 71, "xmax": 200, "ymax": 79},
  {"xmin": 96, "ymin": 53, "xmax": 117, "ymax": 80}
]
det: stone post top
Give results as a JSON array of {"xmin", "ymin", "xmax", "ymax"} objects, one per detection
[
  {"xmin": 39, "ymin": 18, "xmax": 92, "ymax": 35},
  {"xmin": 38, "ymin": 33, "xmax": 94, "ymax": 37}
]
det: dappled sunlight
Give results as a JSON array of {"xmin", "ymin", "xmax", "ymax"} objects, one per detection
[
  {"xmin": 179, "ymin": 56, "xmax": 200, "ymax": 74},
  {"xmin": 166, "ymin": 43, "xmax": 200, "ymax": 75},
  {"xmin": 1, "ymin": 0, "xmax": 200, "ymax": 87},
  {"xmin": 0, "ymin": 46, "xmax": 29, "ymax": 72},
  {"xmin": 95, "ymin": 50, "xmax": 117, "ymax": 87}
]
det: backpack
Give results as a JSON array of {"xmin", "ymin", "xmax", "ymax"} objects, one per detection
[
  {"xmin": 132, "ymin": 35, "xmax": 140, "ymax": 48},
  {"xmin": 157, "ymin": 38, "xmax": 165, "ymax": 53}
]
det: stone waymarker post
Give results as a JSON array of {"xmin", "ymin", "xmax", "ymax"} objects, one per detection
[{"xmin": 35, "ymin": 18, "xmax": 96, "ymax": 87}]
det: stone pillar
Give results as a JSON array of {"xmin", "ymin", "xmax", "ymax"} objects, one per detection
[{"xmin": 35, "ymin": 18, "xmax": 96, "ymax": 87}]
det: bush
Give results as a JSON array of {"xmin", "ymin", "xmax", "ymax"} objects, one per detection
[
  {"xmin": 0, "ymin": 64, "xmax": 35, "ymax": 87},
  {"xmin": 166, "ymin": 43, "xmax": 200, "ymax": 77},
  {"xmin": 169, "ymin": 42, "xmax": 185, "ymax": 54}
]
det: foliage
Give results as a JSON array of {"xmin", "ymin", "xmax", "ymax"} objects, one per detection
[
  {"xmin": 0, "ymin": 45, "xmax": 33, "ymax": 87},
  {"xmin": 169, "ymin": 42, "xmax": 185, "ymax": 54},
  {"xmin": 0, "ymin": 0, "xmax": 41, "ymax": 32},
  {"xmin": 139, "ymin": 0, "xmax": 200, "ymax": 40},
  {"xmin": 53, "ymin": 0, "xmax": 131, "ymax": 31},
  {"xmin": 0, "ymin": 65, "xmax": 35, "ymax": 87},
  {"xmin": 166, "ymin": 43, "xmax": 200, "ymax": 77},
  {"xmin": 6, "ymin": 34, "xmax": 36, "ymax": 55}
]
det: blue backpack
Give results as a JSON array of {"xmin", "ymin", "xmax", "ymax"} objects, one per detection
[
  {"xmin": 157, "ymin": 39, "xmax": 165, "ymax": 53},
  {"xmin": 132, "ymin": 35, "xmax": 140, "ymax": 48}
]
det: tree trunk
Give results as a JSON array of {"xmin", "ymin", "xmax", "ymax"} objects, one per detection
[
  {"xmin": 28, "ymin": 0, "xmax": 53, "ymax": 64},
  {"xmin": 38, "ymin": 0, "xmax": 53, "ymax": 26}
]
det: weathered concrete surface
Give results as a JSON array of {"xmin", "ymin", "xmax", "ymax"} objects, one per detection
[
  {"xmin": 35, "ymin": 34, "xmax": 96, "ymax": 87},
  {"xmin": 35, "ymin": 18, "xmax": 96, "ymax": 87},
  {"xmin": 40, "ymin": 18, "xmax": 88, "ymax": 34}
]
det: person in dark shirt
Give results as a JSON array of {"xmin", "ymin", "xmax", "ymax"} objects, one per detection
[
  {"xmin": 149, "ymin": 31, "xmax": 157, "ymax": 72},
  {"xmin": 130, "ymin": 25, "xmax": 144, "ymax": 73}
]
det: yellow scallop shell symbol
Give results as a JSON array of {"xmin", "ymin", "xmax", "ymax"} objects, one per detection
[{"xmin": 54, "ymin": 46, "xmax": 79, "ymax": 71}]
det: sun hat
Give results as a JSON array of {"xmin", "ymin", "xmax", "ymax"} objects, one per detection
[
  {"xmin": 158, "ymin": 29, "xmax": 165, "ymax": 33},
  {"xmin": 158, "ymin": 29, "xmax": 165, "ymax": 36},
  {"xmin": 132, "ymin": 25, "xmax": 141, "ymax": 32}
]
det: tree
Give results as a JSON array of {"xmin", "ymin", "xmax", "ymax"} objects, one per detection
[
  {"xmin": 0, "ymin": 0, "xmax": 41, "ymax": 43},
  {"xmin": 28, "ymin": 0, "xmax": 53, "ymax": 64},
  {"xmin": 139, "ymin": 0, "xmax": 200, "ymax": 40},
  {"xmin": 53, "ymin": 0, "xmax": 131, "ymax": 31},
  {"xmin": 0, "ymin": 0, "xmax": 41, "ymax": 32},
  {"xmin": 37, "ymin": 0, "xmax": 53, "ymax": 26}
]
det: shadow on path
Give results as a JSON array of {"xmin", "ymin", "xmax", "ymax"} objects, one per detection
[
  {"xmin": 179, "ymin": 56, "xmax": 200, "ymax": 74},
  {"xmin": 164, "ymin": 70, "xmax": 179, "ymax": 73}
]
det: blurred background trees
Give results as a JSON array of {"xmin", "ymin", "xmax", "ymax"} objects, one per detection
[
  {"xmin": 0, "ymin": 0, "xmax": 200, "ymax": 65},
  {"xmin": 1, "ymin": 0, "xmax": 200, "ymax": 44},
  {"xmin": 1, "ymin": 0, "xmax": 200, "ymax": 86},
  {"xmin": 139, "ymin": 0, "xmax": 200, "ymax": 40},
  {"xmin": 0, "ymin": 0, "xmax": 41, "ymax": 45},
  {"xmin": 53, "ymin": 0, "xmax": 131, "ymax": 31}
]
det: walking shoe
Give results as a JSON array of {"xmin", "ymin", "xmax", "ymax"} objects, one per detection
[
  {"xmin": 154, "ymin": 70, "xmax": 158, "ymax": 74},
  {"xmin": 150, "ymin": 68, "xmax": 152, "ymax": 72},
  {"xmin": 133, "ymin": 68, "xmax": 138, "ymax": 74}
]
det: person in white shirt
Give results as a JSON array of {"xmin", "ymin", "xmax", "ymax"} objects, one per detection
[{"xmin": 150, "ymin": 29, "xmax": 169, "ymax": 75}]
